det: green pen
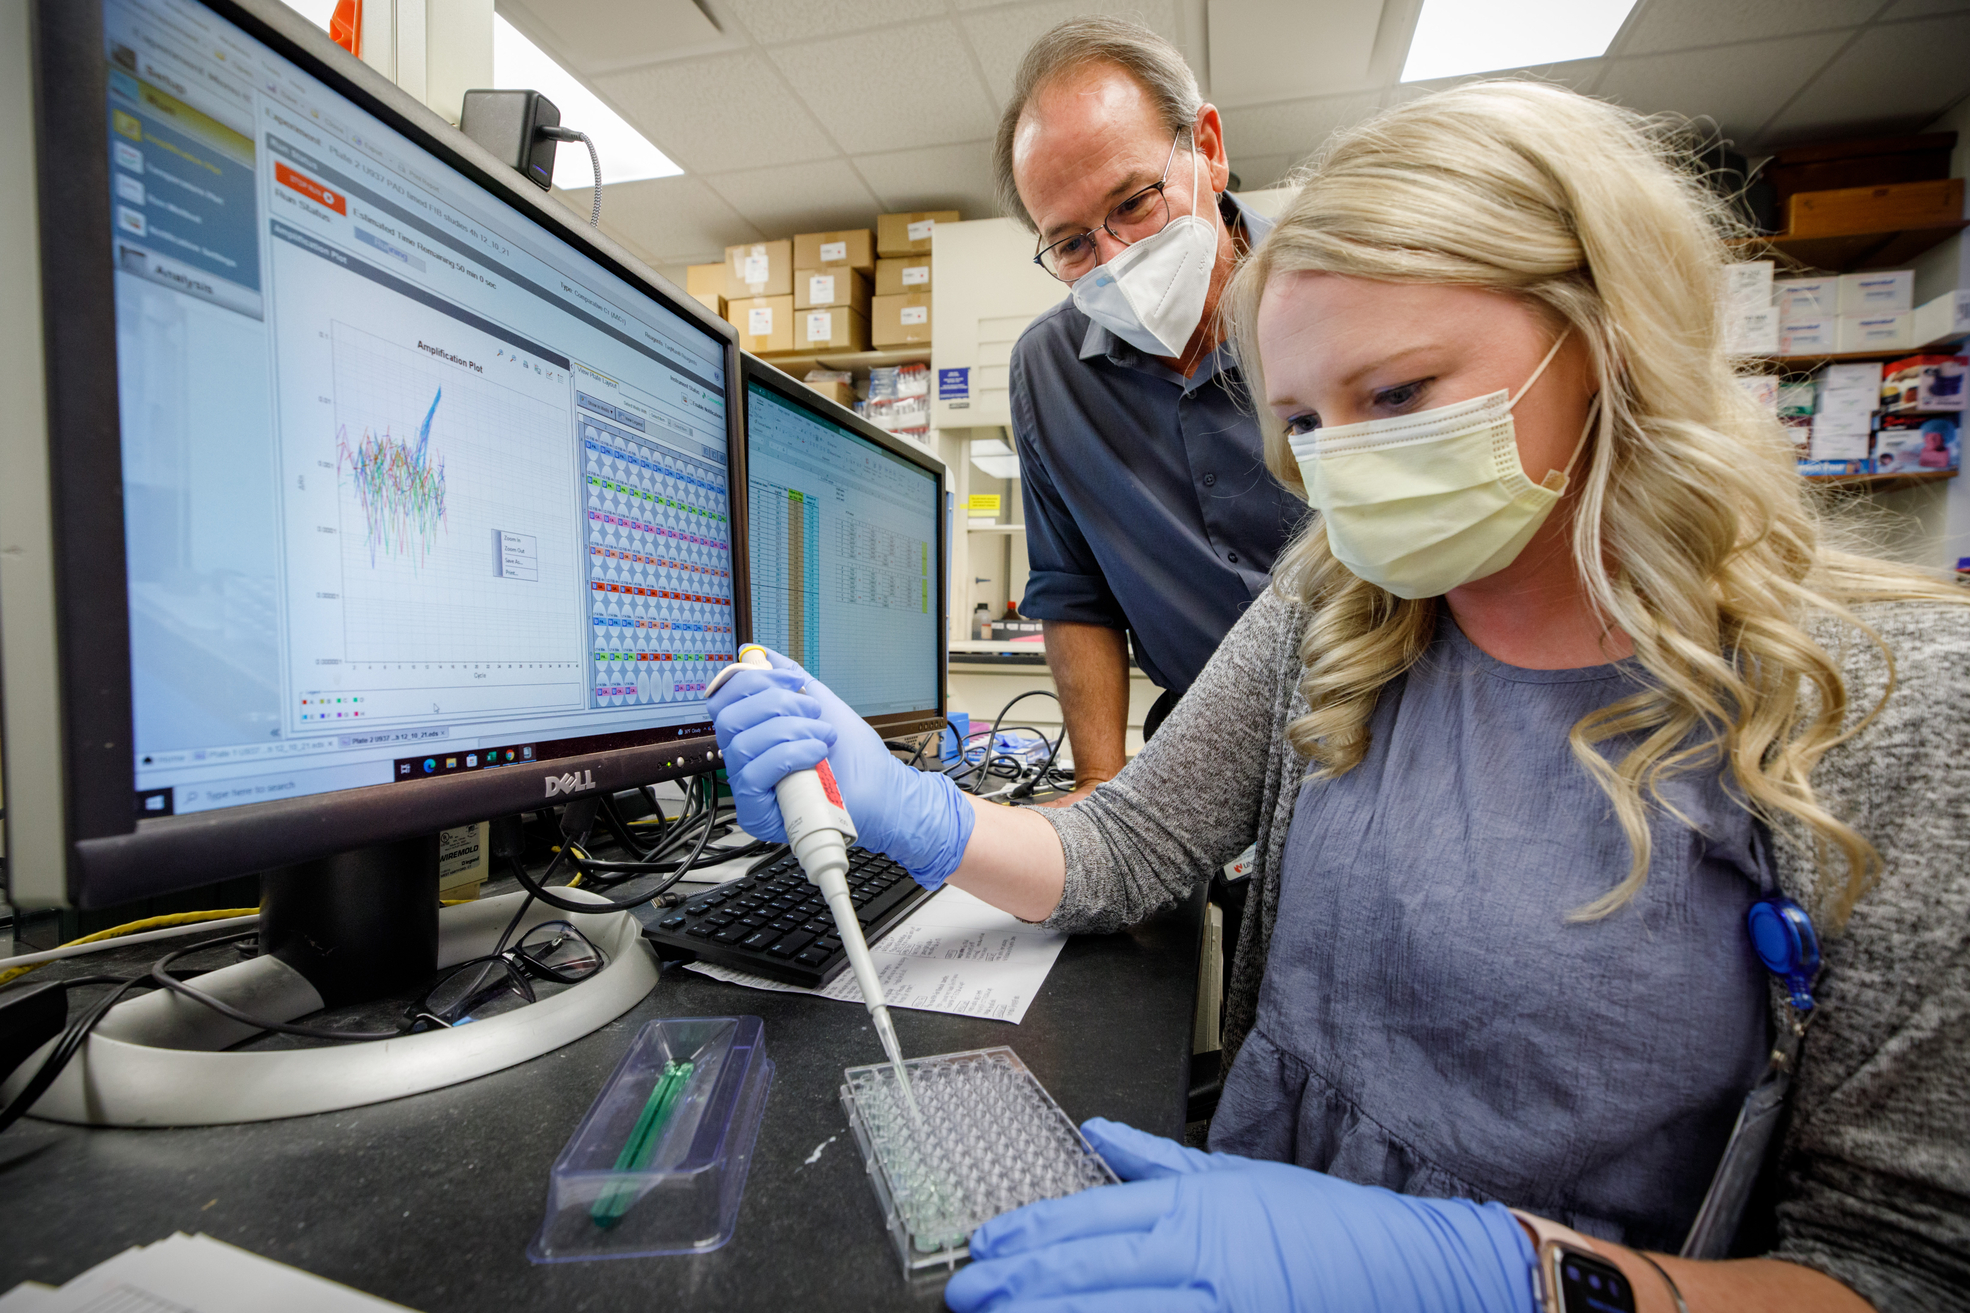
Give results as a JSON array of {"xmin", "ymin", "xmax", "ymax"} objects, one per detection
[{"xmin": 591, "ymin": 1058, "xmax": 694, "ymax": 1229}]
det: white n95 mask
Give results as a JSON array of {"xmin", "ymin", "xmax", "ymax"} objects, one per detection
[
  {"xmin": 1288, "ymin": 332, "xmax": 1588, "ymax": 599},
  {"xmin": 1070, "ymin": 142, "xmax": 1219, "ymax": 358}
]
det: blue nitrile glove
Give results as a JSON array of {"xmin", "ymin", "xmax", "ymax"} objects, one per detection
[
  {"xmin": 944, "ymin": 1118, "xmax": 1537, "ymax": 1313},
  {"xmin": 709, "ymin": 648, "xmax": 975, "ymax": 889}
]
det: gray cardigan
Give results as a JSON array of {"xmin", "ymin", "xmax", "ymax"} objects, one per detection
[{"xmin": 1037, "ymin": 585, "xmax": 1970, "ymax": 1311}]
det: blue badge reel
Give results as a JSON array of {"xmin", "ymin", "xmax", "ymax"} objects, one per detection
[{"xmin": 1746, "ymin": 897, "xmax": 1820, "ymax": 1012}]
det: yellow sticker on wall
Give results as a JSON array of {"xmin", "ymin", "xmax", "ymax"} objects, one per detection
[{"xmin": 967, "ymin": 494, "xmax": 1001, "ymax": 515}]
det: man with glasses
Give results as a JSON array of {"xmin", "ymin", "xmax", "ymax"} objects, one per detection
[{"xmin": 994, "ymin": 17, "xmax": 1301, "ymax": 806}]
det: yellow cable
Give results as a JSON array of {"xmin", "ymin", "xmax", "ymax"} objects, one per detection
[
  {"xmin": 3, "ymin": 893, "xmax": 487, "ymax": 986},
  {"xmin": 0, "ymin": 908, "xmax": 256, "ymax": 988}
]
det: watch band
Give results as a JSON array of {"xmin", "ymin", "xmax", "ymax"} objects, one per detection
[{"xmin": 1510, "ymin": 1210, "xmax": 1628, "ymax": 1313}]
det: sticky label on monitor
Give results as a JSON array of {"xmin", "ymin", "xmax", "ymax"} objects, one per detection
[
  {"xmin": 902, "ymin": 264, "xmax": 929, "ymax": 286},
  {"xmin": 749, "ymin": 306, "xmax": 774, "ymax": 336},
  {"xmin": 807, "ymin": 311, "xmax": 834, "ymax": 343},
  {"xmin": 907, "ymin": 219, "xmax": 935, "ymax": 242},
  {"xmin": 820, "ymin": 240, "xmax": 847, "ymax": 263},
  {"xmin": 900, "ymin": 305, "xmax": 927, "ymax": 325},
  {"xmin": 809, "ymin": 274, "xmax": 835, "ymax": 304}
]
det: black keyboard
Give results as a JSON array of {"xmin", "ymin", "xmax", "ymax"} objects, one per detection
[{"xmin": 644, "ymin": 847, "xmax": 933, "ymax": 988}]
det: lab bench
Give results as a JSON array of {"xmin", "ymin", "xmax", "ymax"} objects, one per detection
[{"xmin": 0, "ymin": 886, "xmax": 1204, "ymax": 1312}]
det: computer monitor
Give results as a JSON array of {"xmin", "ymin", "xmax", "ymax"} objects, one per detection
[
  {"xmin": 6, "ymin": 0, "xmax": 745, "ymax": 912},
  {"xmin": 738, "ymin": 361, "xmax": 948, "ymax": 741}
]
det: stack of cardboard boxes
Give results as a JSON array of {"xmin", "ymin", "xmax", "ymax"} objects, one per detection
[{"xmin": 683, "ymin": 210, "xmax": 957, "ymax": 366}]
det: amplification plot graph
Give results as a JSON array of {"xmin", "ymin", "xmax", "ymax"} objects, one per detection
[{"xmin": 329, "ymin": 322, "xmax": 581, "ymax": 674}]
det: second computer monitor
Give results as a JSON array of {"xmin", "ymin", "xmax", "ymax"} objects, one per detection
[{"xmin": 740, "ymin": 362, "xmax": 946, "ymax": 738}]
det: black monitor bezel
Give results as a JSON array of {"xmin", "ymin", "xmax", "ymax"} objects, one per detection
[
  {"xmin": 736, "ymin": 356, "xmax": 949, "ymax": 741},
  {"xmin": 31, "ymin": 0, "xmax": 749, "ymax": 906}
]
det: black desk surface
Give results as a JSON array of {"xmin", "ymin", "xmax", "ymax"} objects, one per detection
[{"xmin": 0, "ymin": 887, "xmax": 1203, "ymax": 1311}]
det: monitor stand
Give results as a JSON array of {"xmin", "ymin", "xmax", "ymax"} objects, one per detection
[{"xmin": 0, "ymin": 839, "xmax": 660, "ymax": 1127}]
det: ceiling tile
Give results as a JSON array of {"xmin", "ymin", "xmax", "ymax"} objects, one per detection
[
  {"xmin": 772, "ymin": 20, "xmax": 997, "ymax": 153},
  {"xmin": 586, "ymin": 175, "xmax": 764, "ymax": 266},
  {"xmin": 961, "ymin": 0, "xmax": 1181, "ymax": 107},
  {"xmin": 1596, "ymin": 33, "xmax": 1850, "ymax": 146},
  {"xmin": 1618, "ymin": 0, "xmax": 1878, "ymax": 55},
  {"xmin": 702, "ymin": 158, "xmax": 884, "ymax": 234},
  {"xmin": 500, "ymin": 0, "xmax": 721, "ymax": 71},
  {"xmin": 853, "ymin": 141, "xmax": 1000, "ymax": 215},
  {"xmin": 721, "ymin": 0, "xmax": 948, "ymax": 45},
  {"xmin": 1227, "ymin": 152, "xmax": 1298, "ymax": 191},
  {"xmin": 594, "ymin": 52, "xmax": 840, "ymax": 173},
  {"xmin": 1220, "ymin": 91, "xmax": 1380, "ymax": 159},
  {"xmin": 1764, "ymin": 13, "xmax": 1970, "ymax": 142}
]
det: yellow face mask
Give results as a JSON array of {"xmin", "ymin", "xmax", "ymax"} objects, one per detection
[{"xmin": 1287, "ymin": 332, "xmax": 1588, "ymax": 599}]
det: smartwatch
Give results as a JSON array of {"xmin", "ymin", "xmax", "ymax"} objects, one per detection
[{"xmin": 1511, "ymin": 1210, "xmax": 1638, "ymax": 1313}]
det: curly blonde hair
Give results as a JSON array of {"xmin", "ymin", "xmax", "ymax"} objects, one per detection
[{"xmin": 1225, "ymin": 80, "xmax": 1963, "ymax": 927}]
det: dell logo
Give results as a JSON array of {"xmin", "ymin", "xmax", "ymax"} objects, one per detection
[{"xmin": 544, "ymin": 769, "xmax": 595, "ymax": 797}]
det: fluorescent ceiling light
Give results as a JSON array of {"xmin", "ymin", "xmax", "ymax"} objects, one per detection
[
  {"xmin": 279, "ymin": 0, "xmax": 340, "ymax": 30},
  {"xmin": 493, "ymin": 14, "xmax": 682, "ymax": 188},
  {"xmin": 1400, "ymin": 0, "xmax": 1639, "ymax": 82}
]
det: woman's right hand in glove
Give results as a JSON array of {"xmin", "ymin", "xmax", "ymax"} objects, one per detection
[{"xmin": 709, "ymin": 647, "xmax": 974, "ymax": 888}]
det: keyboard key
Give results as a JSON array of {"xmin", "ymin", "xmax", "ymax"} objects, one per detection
[
  {"xmin": 659, "ymin": 914, "xmax": 687, "ymax": 930},
  {"xmin": 769, "ymin": 918, "xmax": 800, "ymax": 933},
  {"xmin": 738, "ymin": 912, "xmax": 770, "ymax": 928},
  {"xmin": 741, "ymin": 928, "xmax": 777, "ymax": 951},
  {"xmin": 712, "ymin": 924, "xmax": 750, "ymax": 944},
  {"xmin": 685, "ymin": 923, "xmax": 716, "ymax": 938},
  {"xmin": 767, "ymin": 931, "xmax": 815, "ymax": 957},
  {"xmin": 705, "ymin": 913, "xmax": 735, "ymax": 928},
  {"xmin": 801, "ymin": 918, "xmax": 832, "ymax": 934},
  {"xmin": 857, "ymin": 883, "xmax": 914, "ymax": 925},
  {"xmin": 795, "ymin": 947, "xmax": 829, "ymax": 966},
  {"xmin": 816, "ymin": 937, "xmax": 841, "ymax": 953}
]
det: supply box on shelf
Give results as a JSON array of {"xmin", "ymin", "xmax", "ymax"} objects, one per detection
[
  {"xmin": 723, "ymin": 240, "xmax": 792, "ymax": 299},
  {"xmin": 873, "ymin": 291, "xmax": 933, "ymax": 347},
  {"xmin": 803, "ymin": 371, "xmax": 856, "ymax": 409},
  {"xmin": 799, "ymin": 305, "xmax": 870, "ymax": 352},
  {"xmin": 1873, "ymin": 413, "xmax": 1960, "ymax": 476},
  {"xmin": 726, "ymin": 294, "xmax": 794, "ymax": 354},
  {"xmin": 877, "ymin": 210, "xmax": 959, "ymax": 257},
  {"xmin": 793, "ymin": 228, "xmax": 875, "ymax": 272},
  {"xmin": 685, "ymin": 263, "xmax": 725, "ymax": 318},
  {"xmin": 1914, "ymin": 290, "xmax": 1970, "ymax": 346},
  {"xmin": 1784, "ymin": 177, "xmax": 1964, "ymax": 239},
  {"xmin": 876, "ymin": 256, "xmax": 932, "ymax": 295},
  {"xmin": 795, "ymin": 268, "xmax": 870, "ymax": 312},
  {"xmin": 1883, "ymin": 354, "xmax": 1966, "ymax": 412}
]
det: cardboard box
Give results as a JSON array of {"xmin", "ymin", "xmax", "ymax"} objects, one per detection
[
  {"xmin": 723, "ymin": 240, "xmax": 793, "ymax": 299},
  {"xmin": 1778, "ymin": 318, "xmax": 1837, "ymax": 356},
  {"xmin": 1838, "ymin": 312, "xmax": 1913, "ymax": 353},
  {"xmin": 685, "ymin": 263, "xmax": 726, "ymax": 318},
  {"xmin": 876, "ymin": 211, "xmax": 959, "ymax": 257},
  {"xmin": 1914, "ymin": 290, "xmax": 1970, "ymax": 346},
  {"xmin": 871, "ymin": 291, "xmax": 933, "ymax": 346},
  {"xmin": 803, "ymin": 378, "xmax": 857, "ymax": 408},
  {"xmin": 1883, "ymin": 354, "xmax": 1966, "ymax": 412},
  {"xmin": 726, "ymin": 294, "xmax": 794, "ymax": 354},
  {"xmin": 1786, "ymin": 178, "xmax": 1963, "ymax": 239},
  {"xmin": 1873, "ymin": 413, "xmax": 1959, "ymax": 474},
  {"xmin": 798, "ymin": 305, "xmax": 869, "ymax": 352},
  {"xmin": 875, "ymin": 256, "xmax": 933, "ymax": 296},
  {"xmin": 1839, "ymin": 270, "xmax": 1914, "ymax": 315},
  {"xmin": 1775, "ymin": 277, "xmax": 1838, "ymax": 324},
  {"xmin": 795, "ymin": 267, "xmax": 871, "ymax": 312},
  {"xmin": 793, "ymin": 229, "xmax": 874, "ymax": 272}
]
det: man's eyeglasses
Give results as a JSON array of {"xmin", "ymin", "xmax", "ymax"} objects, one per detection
[
  {"xmin": 1033, "ymin": 131, "xmax": 1190, "ymax": 283},
  {"xmin": 407, "ymin": 919, "xmax": 605, "ymax": 1029}
]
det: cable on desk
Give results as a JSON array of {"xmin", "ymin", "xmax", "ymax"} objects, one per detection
[
  {"xmin": 0, "ymin": 973, "xmax": 149, "ymax": 1136},
  {"xmin": 0, "ymin": 909, "xmax": 261, "ymax": 988},
  {"xmin": 147, "ymin": 931, "xmax": 409, "ymax": 1043}
]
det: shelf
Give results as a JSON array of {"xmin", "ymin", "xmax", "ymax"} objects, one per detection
[
  {"xmin": 1760, "ymin": 340, "xmax": 1965, "ymax": 370},
  {"xmin": 753, "ymin": 347, "xmax": 931, "ymax": 379},
  {"xmin": 1804, "ymin": 469, "xmax": 1958, "ymax": 494},
  {"xmin": 1736, "ymin": 219, "xmax": 1969, "ymax": 273},
  {"xmin": 966, "ymin": 524, "xmax": 1026, "ymax": 534}
]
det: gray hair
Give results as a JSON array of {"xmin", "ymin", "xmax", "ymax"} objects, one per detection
[{"xmin": 992, "ymin": 15, "xmax": 1203, "ymax": 232}]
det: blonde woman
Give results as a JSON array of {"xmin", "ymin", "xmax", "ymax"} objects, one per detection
[{"xmin": 711, "ymin": 82, "xmax": 1969, "ymax": 1312}]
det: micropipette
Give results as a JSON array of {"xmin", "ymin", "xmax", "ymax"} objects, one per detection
[{"xmin": 708, "ymin": 646, "xmax": 921, "ymax": 1118}]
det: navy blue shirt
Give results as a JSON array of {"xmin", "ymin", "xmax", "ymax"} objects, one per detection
[{"xmin": 1009, "ymin": 196, "xmax": 1304, "ymax": 694}]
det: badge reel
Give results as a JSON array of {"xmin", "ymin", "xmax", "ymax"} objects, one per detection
[{"xmin": 1746, "ymin": 895, "xmax": 1820, "ymax": 1013}]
